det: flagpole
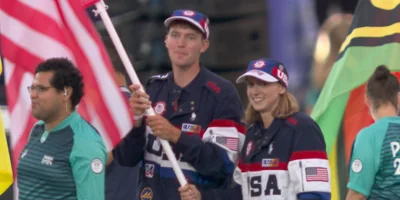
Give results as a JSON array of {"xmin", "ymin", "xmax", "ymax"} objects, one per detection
[{"xmin": 93, "ymin": 1, "xmax": 188, "ymax": 186}]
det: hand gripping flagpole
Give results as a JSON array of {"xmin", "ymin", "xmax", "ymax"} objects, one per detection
[{"xmin": 93, "ymin": 1, "xmax": 188, "ymax": 186}]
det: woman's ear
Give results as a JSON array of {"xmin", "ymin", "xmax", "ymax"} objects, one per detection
[
  {"xmin": 365, "ymin": 95, "xmax": 372, "ymax": 109},
  {"xmin": 279, "ymin": 85, "xmax": 286, "ymax": 95},
  {"xmin": 397, "ymin": 92, "xmax": 400, "ymax": 110}
]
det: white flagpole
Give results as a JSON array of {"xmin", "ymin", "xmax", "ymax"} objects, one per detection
[{"xmin": 93, "ymin": 0, "xmax": 188, "ymax": 186}]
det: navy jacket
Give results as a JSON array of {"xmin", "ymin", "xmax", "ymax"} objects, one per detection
[
  {"xmin": 113, "ymin": 67, "xmax": 245, "ymax": 200},
  {"xmin": 203, "ymin": 112, "xmax": 331, "ymax": 200}
]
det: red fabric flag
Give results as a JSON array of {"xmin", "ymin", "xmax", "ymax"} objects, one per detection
[
  {"xmin": 81, "ymin": 0, "xmax": 100, "ymax": 8},
  {"xmin": 0, "ymin": 0, "xmax": 133, "ymax": 182}
]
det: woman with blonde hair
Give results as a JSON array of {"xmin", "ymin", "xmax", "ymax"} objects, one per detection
[{"xmin": 179, "ymin": 58, "xmax": 331, "ymax": 200}]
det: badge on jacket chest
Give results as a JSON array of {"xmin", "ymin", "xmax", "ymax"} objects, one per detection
[{"xmin": 154, "ymin": 101, "xmax": 166, "ymax": 115}]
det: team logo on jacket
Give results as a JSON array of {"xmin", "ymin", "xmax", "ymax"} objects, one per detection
[
  {"xmin": 41, "ymin": 155, "xmax": 54, "ymax": 166},
  {"xmin": 140, "ymin": 187, "xmax": 153, "ymax": 200},
  {"xmin": 154, "ymin": 101, "xmax": 166, "ymax": 115},
  {"xmin": 352, "ymin": 159, "xmax": 363, "ymax": 173},
  {"xmin": 91, "ymin": 158, "xmax": 104, "ymax": 174},
  {"xmin": 262, "ymin": 159, "xmax": 279, "ymax": 167},
  {"xmin": 145, "ymin": 163, "xmax": 155, "ymax": 178},
  {"xmin": 246, "ymin": 141, "xmax": 253, "ymax": 156},
  {"xmin": 181, "ymin": 123, "xmax": 201, "ymax": 134}
]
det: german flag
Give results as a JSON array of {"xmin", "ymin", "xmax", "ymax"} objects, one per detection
[{"xmin": 311, "ymin": 0, "xmax": 400, "ymax": 199}]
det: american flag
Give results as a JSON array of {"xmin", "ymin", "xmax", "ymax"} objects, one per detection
[
  {"xmin": 305, "ymin": 167, "xmax": 329, "ymax": 182},
  {"xmin": 81, "ymin": 0, "xmax": 99, "ymax": 8},
  {"xmin": 215, "ymin": 136, "xmax": 238, "ymax": 151},
  {"xmin": 0, "ymin": 0, "xmax": 133, "ymax": 195}
]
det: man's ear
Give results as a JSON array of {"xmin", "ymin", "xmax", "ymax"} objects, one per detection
[
  {"xmin": 164, "ymin": 35, "xmax": 169, "ymax": 48},
  {"xmin": 63, "ymin": 86, "xmax": 72, "ymax": 101},
  {"xmin": 200, "ymin": 39, "xmax": 209, "ymax": 53}
]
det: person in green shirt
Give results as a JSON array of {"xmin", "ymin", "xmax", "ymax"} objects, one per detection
[
  {"xmin": 347, "ymin": 65, "xmax": 400, "ymax": 200},
  {"xmin": 17, "ymin": 58, "xmax": 106, "ymax": 200}
]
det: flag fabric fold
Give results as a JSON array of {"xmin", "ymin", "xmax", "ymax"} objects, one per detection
[
  {"xmin": 81, "ymin": 0, "xmax": 100, "ymax": 8},
  {"xmin": 0, "ymin": 0, "xmax": 133, "ymax": 192},
  {"xmin": 311, "ymin": 0, "xmax": 400, "ymax": 199}
]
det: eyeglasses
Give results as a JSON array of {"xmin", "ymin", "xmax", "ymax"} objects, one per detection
[{"xmin": 27, "ymin": 86, "xmax": 52, "ymax": 94}]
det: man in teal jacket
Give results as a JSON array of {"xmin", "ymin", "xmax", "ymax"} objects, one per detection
[{"xmin": 17, "ymin": 58, "xmax": 106, "ymax": 200}]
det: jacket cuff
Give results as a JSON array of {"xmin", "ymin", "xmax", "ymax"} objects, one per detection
[
  {"xmin": 112, "ymin": 121, "xmax": 145, "ymax": 155},
  {"xmin": 129, "ymin": 120, "xmax": 146, "ymax": 138}
]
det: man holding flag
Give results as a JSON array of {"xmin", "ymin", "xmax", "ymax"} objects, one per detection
[{"xmin": 112, "ymin": 9, "xmax": 245, "ymax": 200}]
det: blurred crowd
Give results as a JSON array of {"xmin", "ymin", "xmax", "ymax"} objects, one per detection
[{"xmin": 305, "ymin": 13, "xmax": 353, "ymax": 115}]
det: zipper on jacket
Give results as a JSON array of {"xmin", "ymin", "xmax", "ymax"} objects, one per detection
[{"xmin": 299, "ymin": 161, "xmax": 305, "ymax": 192}]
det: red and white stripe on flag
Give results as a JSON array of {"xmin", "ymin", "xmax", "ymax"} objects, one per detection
[
  {"xmin": 0, "ymin": 0, "xmax": 133, "ymax": 180},
  {"xmin": 80, "ymin": 0, "xmax": 100, "ymax": 8}
]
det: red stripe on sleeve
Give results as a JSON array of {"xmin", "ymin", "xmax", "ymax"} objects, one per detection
[
  {"xmin": 289, "ymin": 151, "xmax": 328, "ymax": 162},
  {"xmin": 208, "ymin": 119, "xmax": 246, "ymax": 134},
  {"xmin": 238, "ymin": 160, "xmax": 288, "ymax": 172}
]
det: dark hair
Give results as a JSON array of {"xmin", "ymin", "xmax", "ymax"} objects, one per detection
[
  {"xmin": 167, "ymin": 20, "xmax": 206, "ymax": 39},
  {"xmin": 366, "ymin": 65, "xmax": 399, "ymax": 110},
  {"xmin": 35, "ymin": 58, "xmax": 84, "ymax": 109}
]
